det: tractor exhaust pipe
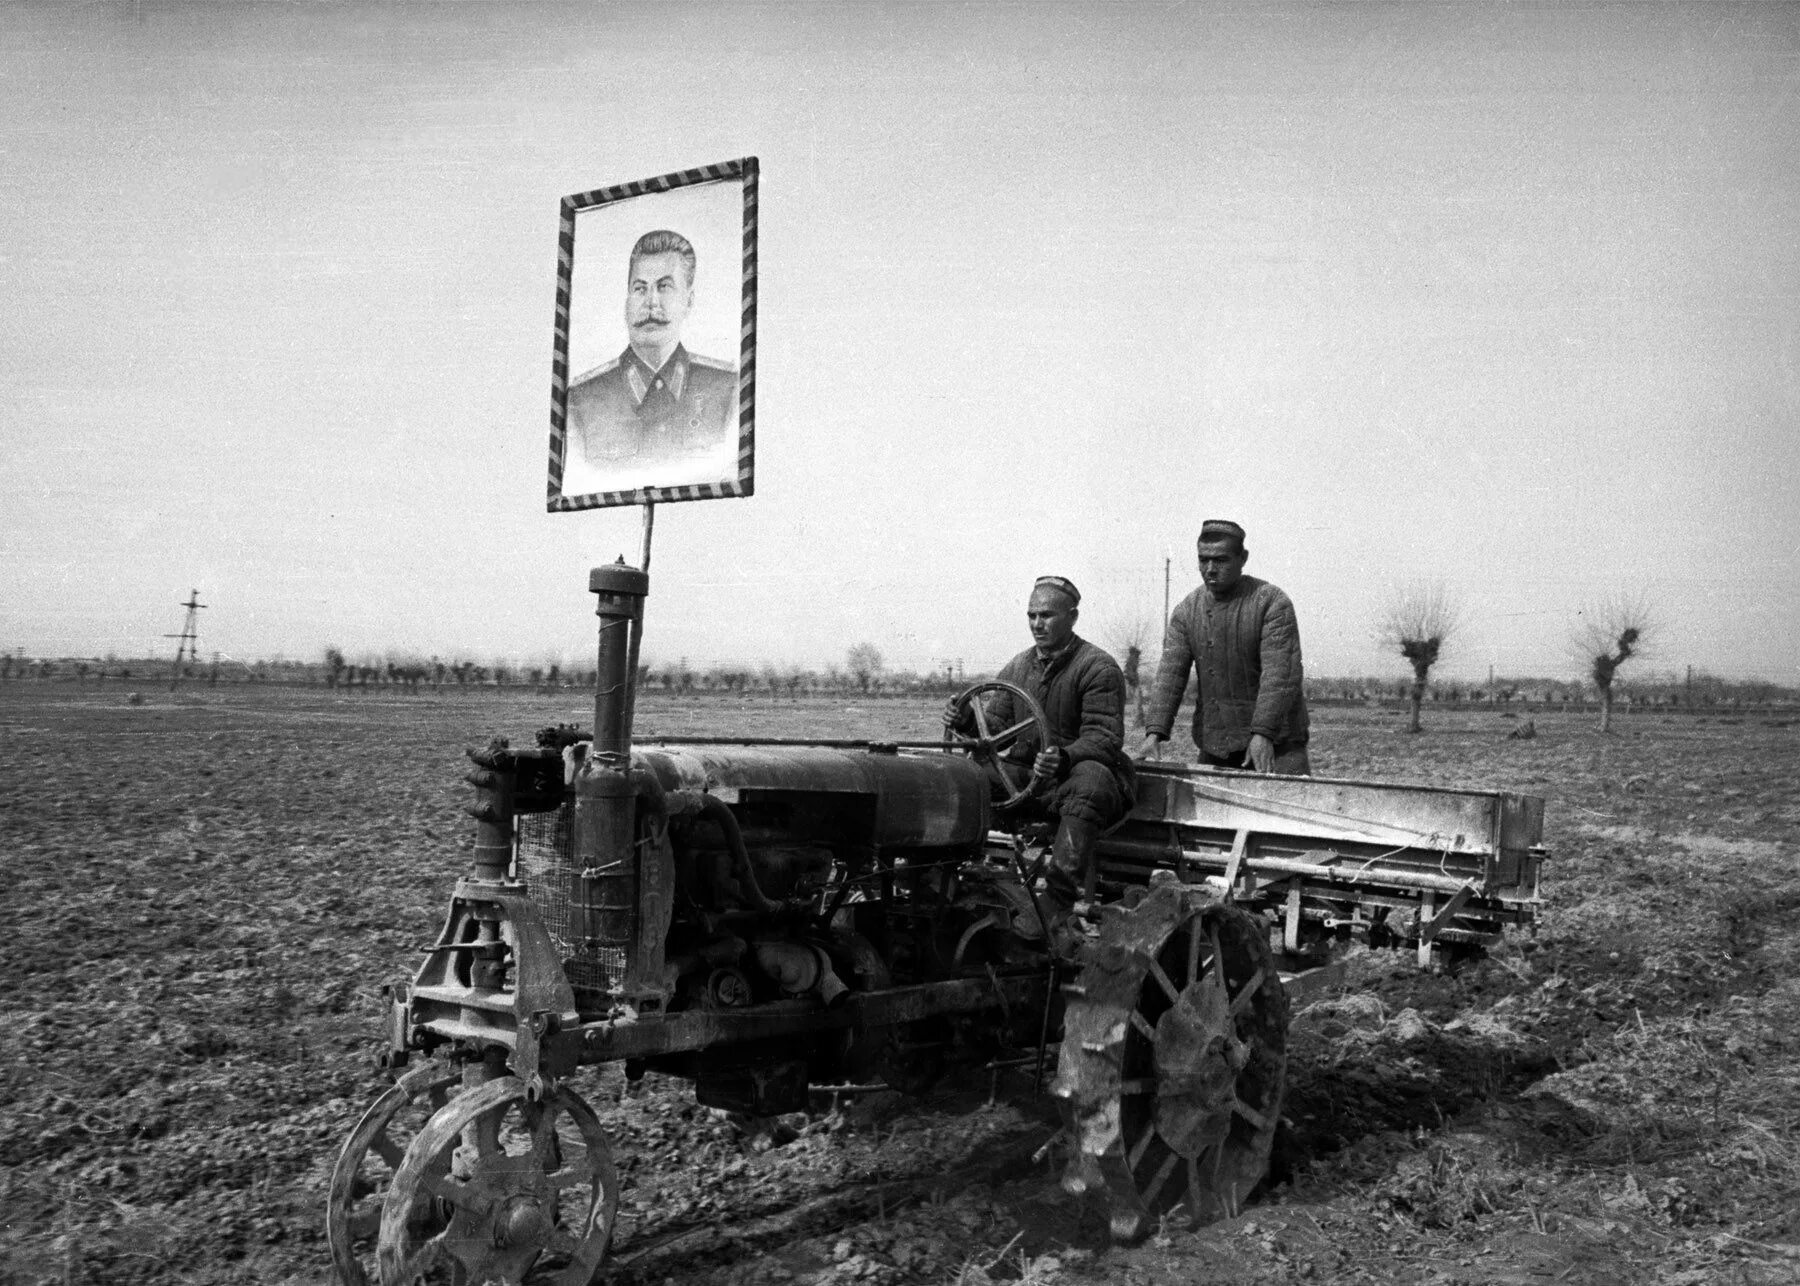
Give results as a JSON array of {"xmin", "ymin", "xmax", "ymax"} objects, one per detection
[
  {"xmin": 589, "ymin": 562, "xmax": 649, "ymax": 761},
  {"xmin": 573, "ymin": 563, "xmax": 651, "ymax": 995}
]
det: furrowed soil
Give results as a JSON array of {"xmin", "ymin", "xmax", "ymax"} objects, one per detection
[{"xmin": 2, "ymin": 686, "xmax": 1797, "ymax": 1286}]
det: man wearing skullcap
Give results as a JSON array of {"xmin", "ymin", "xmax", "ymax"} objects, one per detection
[
  {"xmin": 944, "ymin": 576, "xmax": 1134, "ymax": 922},
  {"xmin": 1140, "ymin": 520, "xmax": 1312, "ymax": 775}
]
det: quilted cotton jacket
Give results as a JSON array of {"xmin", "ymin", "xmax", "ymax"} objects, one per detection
[
  {"xmin": 1144, "ymin": 576, "xmax": 1310, "ymax": 757},
  {"xmin": 973, "ymin": 635, "xmax": 1134, "ymax": 789}
]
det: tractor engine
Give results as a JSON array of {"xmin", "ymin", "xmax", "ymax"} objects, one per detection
[{"xmin": 512, "ymin": 738, "xmax": 1034, "ymax": 1107}]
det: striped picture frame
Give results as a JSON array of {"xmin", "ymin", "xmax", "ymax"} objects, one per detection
[{"xmin": 547, "ymin": 156, "xmax": 758, "ymax": 511}]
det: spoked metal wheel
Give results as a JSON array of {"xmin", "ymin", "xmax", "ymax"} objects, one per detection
[
  {"xmin": 377, "ymin": 1077, "xmax": 619, "ymax": 1285},
  {"xmin": 1053, "ymin": 881, "xmax": 1288, "ymax": 1242},
  {"xmin": 943, "ymin": 680, "xmax": 1052, "ymax": 809},
  {"xmin": 327, "ymin": 1062, "xmax": 459, "ymax": 1285}
]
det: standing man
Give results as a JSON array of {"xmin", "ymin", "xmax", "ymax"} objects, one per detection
[
  {"xmin": 565, "ymin": 229, "xmax": 738, "ymax": 489},
  {"xmin": 944, "ymin": 577, "xmax": 1134, "ymax": 915},
  {"xmin": 1139, "ymin": 519, "xmax": 1312, "ymax": 775}
]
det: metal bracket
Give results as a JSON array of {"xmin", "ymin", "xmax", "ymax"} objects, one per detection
[
  {"xmin": 1416, "ymin": 882, "xmax": 1476, "ymax": 966},
  {"xmin": 1222, "ymin": 828, "xmax": 1250, "ymax": 899},
  {"xmin": 1168, "ymin": 823, "xmax": 1195, "ymax": 883},
  {"xmin": 1278, "ymin": 959, "xmax": 1347, "ymax": 1007},
  {"xmin": 1420, "ymin": 882, "xmax": 1475, "ymax": 943},
  {"xmin": 515, "ymin": 1012, "xmax": 549, "ymax": 1101},
  {"xmin": 952, "ymin": 911, "xmax": 1009, "ymax": 969}
]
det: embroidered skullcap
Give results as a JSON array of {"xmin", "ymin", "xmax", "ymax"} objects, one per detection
[
  {"xmin": 1033, "ymin": 576, "xmax": 1080, "ymax": 606},
  {"xmin": 1198, "ymin": 519, "xmax": 1246, "ymax": 549}
]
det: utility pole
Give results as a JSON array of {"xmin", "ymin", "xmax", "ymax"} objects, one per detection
[
  {"xmin": 1163, "ymin": 555, "xmax": 1171, "ymax": 626},
  {"xmin": 165, "ymin": 590, "xmax": 205, "ymax": 689}
]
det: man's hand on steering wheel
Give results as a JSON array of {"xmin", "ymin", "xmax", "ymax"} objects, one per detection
[
  {"xmin": 942, "ymin": 681, "xmax": 1054, "ymax": 810},
  {"xmin": 1033, "ymin": 746, "xmax": 1068, "ymax": 783}
]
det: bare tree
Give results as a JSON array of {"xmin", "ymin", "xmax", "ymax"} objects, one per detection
[
  {"xmin": 1378, "ymin": 582, "xmax": 1462, "ymax": 734},
  {"xmin": 386, "ymin": 651, "xmax": 430, "ymax": 692},
  {"xmin": 846, "ymin": 643, "xmax": 883, "ymax": 694},
  {"xmin": 1573, "ymin": 595, "xmax": 1655, "ymax": 733},
  {"xmin": 1102, "ymin": 613, "xmax": 1157, "ymax": 729}
]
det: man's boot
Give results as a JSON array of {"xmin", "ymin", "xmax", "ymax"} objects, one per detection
[
  {"xmin": 1042, "ymin": 864, "xmax": 1079, "ymax": 917},
  {"xmin": 1045, "ymin": 816, "xmax": 1103, "ymax": 955},
  {"xmin": 1052, "ymin": 815, "xmax": 1103, "ymax": 893}
]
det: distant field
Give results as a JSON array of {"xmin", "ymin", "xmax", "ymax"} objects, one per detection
[{"xmin": 2, "ymin": 685, "xmax": 1796, "ymax": 1285}]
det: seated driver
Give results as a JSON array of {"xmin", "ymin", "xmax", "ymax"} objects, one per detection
[{"xmin": 943, "ymin": 576, "xmax": 1135, "ymax": 922}]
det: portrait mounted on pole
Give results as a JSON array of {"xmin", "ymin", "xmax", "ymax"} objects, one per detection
[{"xmin": 548, "ymin": 157, "xmax": 757, "ymax": 511}]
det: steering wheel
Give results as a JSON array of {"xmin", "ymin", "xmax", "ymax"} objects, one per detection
[{"xmin": 943, "ymin": 680, "xmax": 1054, "ymax": 809}]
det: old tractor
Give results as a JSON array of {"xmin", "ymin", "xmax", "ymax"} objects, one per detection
[{"xmin": 326, "ymin": 565, "xmax": 1546, "ymax": 1284}]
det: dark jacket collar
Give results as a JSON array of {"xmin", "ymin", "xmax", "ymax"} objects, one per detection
[
  {"xmin": 622, "ymin": 344, "xmax": 689, "ymax": 404},
  {"xmin": 1204, "ymin": 574, "xmax": 1260, "ymax": 604},
  {"xmin": 1030, "ymin": 633, "xmax": 1085, "ymax": 675}
]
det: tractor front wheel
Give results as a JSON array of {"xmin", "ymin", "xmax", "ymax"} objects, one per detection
[
  {"xmin": 376, "ymin": 1076, "xmax": 618, "ymax": 1285},
  {"xmin": 326, "ymin": 1061, "xmax": 458, "ymax": 1286}
]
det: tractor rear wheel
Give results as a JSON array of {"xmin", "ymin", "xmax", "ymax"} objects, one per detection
[{"xmin": 1053, "ymin": 881, "xmax": 1288, "ymax": 1242}]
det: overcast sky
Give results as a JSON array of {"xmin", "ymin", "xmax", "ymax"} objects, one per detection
[{"xmin": 3, "ymin": 1, "xmax": 1796, "ymax": 683}]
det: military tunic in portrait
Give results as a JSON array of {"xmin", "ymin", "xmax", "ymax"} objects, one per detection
[{"xmin": 566, "ymin": 344, "xmax": 737, "ymax": 484}]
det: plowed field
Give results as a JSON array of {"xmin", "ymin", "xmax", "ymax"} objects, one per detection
[{"xmin": 2, "ymin": 686, "xmax": 1796, "ymax": 1285}]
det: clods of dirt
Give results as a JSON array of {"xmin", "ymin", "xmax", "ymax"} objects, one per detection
[{"xmin": 3, "ymin": 691, "xmax": 1798, "ymax": 1286}]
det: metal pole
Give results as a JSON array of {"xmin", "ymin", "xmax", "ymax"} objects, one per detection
[
  {"xmin": 624, "ymin": 501, "xmax": 654, "ymax": 736},
  {"xmin": 623, "ymin": 585, "xmax": 646, "ymax": 741},
  {"xmin": 1163, "ymin": 556, "xmax": 1171, "ymax": 625},
  {"xmin": 166, "ymin": 590, "xmax": 205, "ymax": 690}
]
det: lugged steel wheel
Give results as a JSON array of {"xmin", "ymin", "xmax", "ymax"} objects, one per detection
[
  {"xmin": 1053, "ymin": 881, "xmax": 1288, "ymax": 1242},
  {"xmin": 327, "ymin": 1062, "xmax": 458, "ymax": 1286},
  {"xmin": 377, "ymin": 1077, "xmax": 619, "ymax": 1285}
]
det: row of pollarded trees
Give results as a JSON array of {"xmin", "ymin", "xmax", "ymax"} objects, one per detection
[
  {"xmin": 319, "ymin": 648, "xmax": 586, "ymax": 691},
  {"xmin": 1379, "ymin": 585, "xmax": 1655, "ymax": 733},
  {"xmin": 646, "ymin": 645, "xmax": 969, "ymax": 699},
  {"xmin": 299, "ymin": 646, "xmax": 957, "ymax": 699}
]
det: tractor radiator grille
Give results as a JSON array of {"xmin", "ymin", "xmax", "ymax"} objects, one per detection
[{"xmin": 515, "ymin": 802, "xmax": 625, "ymax": 998}]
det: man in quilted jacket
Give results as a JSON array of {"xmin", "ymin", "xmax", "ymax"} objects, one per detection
[
  {"xmin": 943, "ymin": 576, "xmax": 1134, "ymax": 914},
  {"xmin": 1138, "ymin": 519, "xmax": 1312, "ymax": 775}
]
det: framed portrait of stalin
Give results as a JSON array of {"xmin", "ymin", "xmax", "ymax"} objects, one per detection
[{"xmin": 548, "ymin": 157, "xmax": 757, "ymax": 510}]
